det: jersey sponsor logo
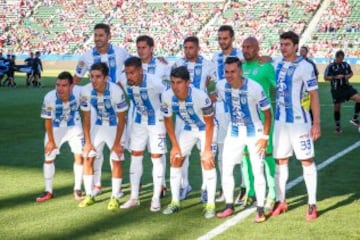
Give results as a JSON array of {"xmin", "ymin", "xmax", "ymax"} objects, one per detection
[{"xmin": 307, "ymin": 78, "xmax": 317, "ymax": 88}]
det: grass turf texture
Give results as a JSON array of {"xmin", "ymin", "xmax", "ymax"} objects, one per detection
[{"xmin": 0, "ymin": 77, "xmax": 359, "ymax": 240}]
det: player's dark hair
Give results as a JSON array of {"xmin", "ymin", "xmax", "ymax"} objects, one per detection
[
  {"xmin": 184, "ymin": 36, "xmax": 199, "ymax": 46},
  {"xmin": 335, "ymin": 50, "xmax": 345, "ymax": 58},
  {"xmin": 218, "ymin": 25, "xmax": 235, "ymax": 38},
  {"xmin": 94, "ymin": 23, "xmax": 111, "ymax": 35},
  {"xmin": 57, "ymin": 71, "xmax": 74, "ymax": 85},
  {"xmin": 280, "ymin": 31, "xmax": 299, "ymax": 45},
  {"xmin": 136, "ymin": 35, "xmax": 154, "ymax": 48},
  {"xmin": 171, "ymin": 66, "xmax": 190, "ymax": 81},
  {"xmin": 124, "ymin": 56, "xmax": 142, "ymax": 68},
  {"xmin": 225, "ymin": 56, "xmax": 242, "ymax": 69},
  {"xmin": 90, "ymin": 62, "xmax": 109, "ymax": 76}
]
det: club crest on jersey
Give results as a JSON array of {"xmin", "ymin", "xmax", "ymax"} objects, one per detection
[
  {"xmin": 252, "ymin": 69, "xmax": 258, "ymax": 75},
  {"xmin": 105, "ymin": 102, "xmax": 111, "ymax": 109},
  {"xmin": 141, "ymin": 93, "xmax": 148, "ymax": 100},
  {"xmin": 286, "ymin": 66, "xmax": 296, "ymax": 76},
  {"xmin": 109, "ymin": 59, "xmax": 116, "ymax": 67},
  {"xmin": 195, "ymin": 67, "xmax": 201, "ymax": 76},
  {"xmin": 241, "ymin": 97, "xmax": 247, "ymax": 104}
]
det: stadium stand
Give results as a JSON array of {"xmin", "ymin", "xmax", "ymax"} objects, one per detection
[{"xmin": 0, "ymin": 0, "xmax": 359, "ymax": 59}]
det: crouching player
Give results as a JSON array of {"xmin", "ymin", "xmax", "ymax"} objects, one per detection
[{"xmin": 36, "ymin": 71, "xmax": 84, "ymax": 202}]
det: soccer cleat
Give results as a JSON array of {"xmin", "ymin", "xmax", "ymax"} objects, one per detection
[
  {"xmin": 162, "ymin": 201, "xmax": 180, "ymax": 215},
  {"xmin": 334, "ymin": 127, "xmax": 343, "ymax": 134},
  {"xmin": 93, "ymin": 185, "xmax": 102, "ymax": 196},
  {"xmin": 200, "ymin": 189, "xmax": 208, "ymax": 203},
  {"xmin": 36, "ymin": 191, "xmax": 53, "ymax": 203},
  {"xmin": 204, "ymin": 203, "xmax": 216, "ymax": 219},
  {"xmin": 150, "ymin": 199, "xmax": 161, "ymax": 212},
  {"xmin": 270, "ymin": 201, "xmax": 288, "ymax": 216},
  {"xmin": 349, "ymin": 119, "xmax": 359, "ymax": 127},
  {"xmin": 216, "ymin": 204, "xmax": 234, "ymax": 218},
  {"xmin": 120, "ymin": 199, "xmax": 140, "ymax": 209},
  {"xmin": 254, "ymin": 207, "xmax": 266, "ymax": 223},
  {"xmin": 264, "ymin": 198, "xmax": 276, "ymax": 216},
  {"xmin": 306, "ymin": 204, "xmax": 318, "ymax": 221},
  {"xmin": 160, "ymin": 185, "xmax": 167, "ymax": 199},
  {"xmin": 78, "ymin": 195, "xmax": 95, "ymax": 208},
  {"xmin": 240, "ymin": 196, "xmax": 255, "ymax": 209},
  {"xmin": 108, "ymin": 197, "xmax": 121, "ymax": 211},
  {"xmin": 73, "ymin": 190, "xmax": 84, "ymax": 201},
  {"xmin": 179, "ymin": 185, "xmax": 192, "ymax": 201}
]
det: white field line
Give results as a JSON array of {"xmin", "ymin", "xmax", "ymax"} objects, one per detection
[{"xmin": 198, "ymin": 140, "xmax": 360, "ymax": 240}]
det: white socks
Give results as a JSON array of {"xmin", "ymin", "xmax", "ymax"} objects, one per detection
[
  {"xmin": 222, "ymin": 162, "xmax": 236, "ymax": 204},
  {"xmin": 44, "ymin": 163, "xmax": 55, "ymax": 193},
  {"xmin": 203, "ymin": 168, "xmax": 217, "ymax": 205},
  {"xmin": 275, "ymin": 164, "xmax": 288, "ymax": 202},
  {"xmin": 130, "ymin": 155, "xmax": 143, "ymax": 200},
  {"xmin": 93, "ymin": 153, "xmax": 104, "ymax": 187},
  {"xmin": 112, "ymin": 178, "xmax": 123, "ymax": 198},
  {"xmin": 151, "ymin": 157, "xmax": 164, "ymax": 201},
  {"xmin": 170, "ymin": 167, "xmax": 182, "ymax": 202},
  {"xmin": 180, "ymin": 156, "xmax": 190, "ymax": 188},
  {"xmin": 73, "ymin": 163, "xmax": 83, "ymax": 191},
  {"xmin": 83, "ymin": 175, "xmax": 94, "ymax": 197},
  {"xmin": 302, "ymin": 163, "xmax": 317, "ymax": 205}
]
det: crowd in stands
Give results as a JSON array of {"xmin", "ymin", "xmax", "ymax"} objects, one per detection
[
  {"xmin": 308, "ymin": 0, "xmax": 360, "ymax": 58},
  {"xmin": 0, "ymin": 0, "xmax": 360, "ymax": 58}
]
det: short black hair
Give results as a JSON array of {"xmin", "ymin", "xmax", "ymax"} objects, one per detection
[
  {"xmin": 124, "ymin": 56, "xmax": 142, "ymax": 68},
  {"xmin": 218, "ymin": 25, "xmax": 234, "ymax": 38},
  {"xmin": 280, "ymin": 31, "xmax": 299, "ymax": 45},
  {"xmin": 225, "ymin": 56, "xmax": 242, "ymax": 68},
  {"xmin": 136, "ymin": 35, "xmax": 154, "ymax": 48},
  {"xmin": 301, "ymin": 46, "xmax": 309, "ymax": 53},
  {"xmin": 90, "ymin": 62, "xmax": 109, "ymax": 76},
  {"xmin": 184, "ymin": 36, "xmax": 199, "ymax": 46},
  {"xmin": 335, "ymin": 50, "xmax": 345, "ymax": 58},
  {"xmin": 94, "ymin": 23, "xmax": 111, "ymax": 35},
  {"xmin": 57, "ymin": 71, "xmax": 73, "ymax": 85},
  {"xmin": 171, "ymin": 66, "xmax": 190, "ymax": 81}
]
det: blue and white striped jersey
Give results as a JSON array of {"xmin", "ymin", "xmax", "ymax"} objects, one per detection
[
  {"xmin": 80, "ymin": 81, "xmax": 128, "ymax": 126},
  {"xmin": 161, "ymin": 87, "xmax": 214, "ymax": 131},
  {"xmin": 217, "ymin": 78, "xmax": 270, "ymax": 137},
  {"xmin": 273, "ymin": 57, "xmax": 318, "ymax": 123},
  {"xmin": 41, "ymin": 85, "xmax": 82, "ymax": 128}
]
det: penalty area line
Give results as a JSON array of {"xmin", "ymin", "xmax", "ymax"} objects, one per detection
[{"xmin": 198, "ymin": 140, "xmax": 360, "ymax": 240}]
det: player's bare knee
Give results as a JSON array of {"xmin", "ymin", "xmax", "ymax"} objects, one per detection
[
  {"xmin": 132, "ymin": 150, "xmax": 144, "ymax": 156},
  {"xmin": 301, "ymin": 159, "xmax": 314, "ymax": 166},
  {"xmin": 44, "ymin": 160, "xmax": 54, "ymax": 164},
  {"xmin": 151, "ymin": 153, "xmax": 162, "ymax": 158},
  {"xmin": 276, "ymin": 158, "xmax": 289, "ymax": 165}
]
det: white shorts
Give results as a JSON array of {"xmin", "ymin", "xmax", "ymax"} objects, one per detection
[
  {"xmin": 222, "ymin": 125, "xmax": 264, "ymax": 166},
  {"xmin": 215, "ymin": 101, "xmax": 230, "ymax": 144},
  {"xmin": 129, "ymin": 122, "xmax": 166, "ymax": 154},
  {"xmin": 178, "ymin": 128, "xmax": 217, "ymax": 157},
  {"xmin": 91, "ymin": 124, "xmax": 126, "ymax": 161},
  {"xmin": 44, "ymin": 125, "xmax": 84, "ymax": 161},
  {"xmin": 273, "ymin": 121, "xmax": 314, "ymax": 160}
]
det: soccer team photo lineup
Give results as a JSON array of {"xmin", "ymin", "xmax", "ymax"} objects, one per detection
[{"xmin": 1, "ymin": 1, "xmax": 360, "ymax": 239}]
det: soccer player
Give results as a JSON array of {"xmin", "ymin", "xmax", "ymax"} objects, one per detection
[
  {"xmin": 212, "ymin": 25, "xmax": 245, "ymax": 203},
  {"xmin": 240, "ymin": 37, "xmax": 276, "ymax": 214},
  {"xmin": 324, "ymin": 50, "xmax": 360, "ymax": 133},
  {"xmin": 36, "ymin": 71, "xmax": 84, "ymax": 203},
  {"xmin": 136, "ymin": 35, "xmax": 171, "ymax": 196},
  {"xmin": 173, "ymin": 36, "xmax": 217, "ymax": 202},
  {"xmin": 216, "ymin": 57, "xmax": 271, "ymax": 223},
  {"xmin": 271, "ymin": 31, "xmax": 321, "ymax": 221},
  {"xmin": 74, "ymin": 23, "xmax": 130, "ymax": 196},
  {"xmin": 32, "ymin": 51, "xmax": 43, "ymax": 87},
  {"xmin": 78, "ymin": 62, "xmax": 128, "ymax": 210},
  {"xmin": 24, "ymin": 52, "xmax": 34, "ymax": 87},
  {"xmin": 161, "ymin": 66, "xmax": 217, "ymax": 219},
  {"xmin": 119, "ymin": 57, "xmax": 166, "ymax": 212}
]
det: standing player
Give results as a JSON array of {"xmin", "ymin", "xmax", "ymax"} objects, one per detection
[
  {"xmin": 136, "ymin": 35, "xmax": 171, "ymax": 195},
  {"xmin": 173, "ymin": 36, "xmax": 217, "ymax": 201},
  {"xmin": 32, "ymin": 51, "xmax": 43, "ymax": 87},
  {"xmin": 24, "ymin": 52, "xmax": 34, "ymax": 87},
  {"xmin": 36, "ymin": 72, "xmax": 84, "ymax": 202},
  {"xmin": 240, "ymin": 37, "xmax": 276, "ymax": 214},
  {"xmin": 119, "ymin": 57, "xmax": 166, "ymax": 212},
  {"xmin": 161, "ymin": 66, "xmax": 217, "ymax": 219},
  {"xmin": 74, "ymin": 23, "xmax": 130, "ymax": 196},
  {"xmin": 271, "ymin": 31, "xmax": 321, "ymax": 221},
  {"xmin": 324, "ymin": 50, "xmax": 360, "ymax": 133},
  {"xmin": 216, "ymin": 57, "xmax": 271, "ymax": 223},
  {"xmin": 212, "ymin": 25, "xmax": 245, "ymax": 203},
  {"xmin": 78, "ymin": 63, "xmax": 128, "ymax": 210}
]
